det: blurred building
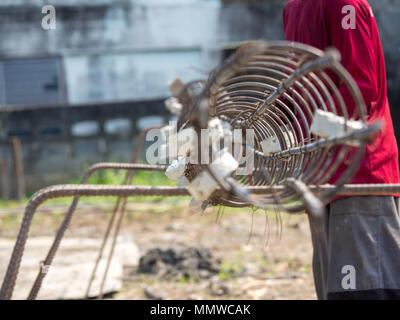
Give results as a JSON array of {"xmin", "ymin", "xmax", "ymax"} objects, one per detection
[{"xmin": 0, "ymin": 0, "xmax": 399, "ymax": 195}]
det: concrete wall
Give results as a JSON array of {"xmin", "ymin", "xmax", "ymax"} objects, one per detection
[
  {"xmin": 0, "ymin": 99, "xmax": 171, "ymax": 194},
  {"xmin": 0, "ymin": 0, "xmax": 222, "ymax": 104},
  {"xmin": 0, "ymin": 1, "xmax": 397, "ymax": 106},
  {"xmin": 0, "ymin": 0, "xmax": 287, "ymax": 104}
]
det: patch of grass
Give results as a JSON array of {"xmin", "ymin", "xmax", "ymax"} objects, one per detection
[
  {"xmin": 287, "ymin": 258, "xmax": 296, "ymax": 269},
  {"xmin": 0, "ymin": 199, "xmax": 22, "ymax": 209},
  {"xmin": 302, "ymin": 263, "xmax": 311, "ymax": 274},
  {"xmin": 218, "ymin": 261, "xmax": 245, "ymax": 281},
  {"xmin": 0, "ymin": 170, "xmax": 181, "ymax": 209},
  {"xmin": 177, "ymin": 275, "xmax": 196, "ymax": 284},
  {"xmin": 138, "ymin": 274, "xmax": 155, "ymax": 285},
  {"xmin": 0, "ymin": 214, "xmax": 21, "ymax": 233},
  {"xmin": 131, "ymin": 170, "xmax": 176, "ymax": 187},
  {"xmin": 69, "ymin": 168, "xmax": 176, "ymax": 187},
  {"xmin": 68, "ymin": 169, "xmax": 180, "ymax": 204}
]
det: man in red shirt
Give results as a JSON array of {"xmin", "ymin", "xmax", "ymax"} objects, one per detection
[{"xmin": 283, "ymin": 0, "xmax": 400, "ymax": 299}]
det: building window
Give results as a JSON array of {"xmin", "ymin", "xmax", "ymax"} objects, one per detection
[
  {"xmin": 104, "ymin": 118, "xmax": 132, "ymax": 137},
  {"xmin": 7, "ymin": 128, "xmax": 31, "ymax": 138},
  {"xmin": 71, "ymin": 121, "xmax": 100, "ymax": 137},
  {"xmin": 136, "ymin": 116, "xmax": 164, "ymax": 131},
  {"xmin": 0, "ymin": 57, "xmax": 67, "ymax": 107},
  {"xmin": 39, "ymin": 126, "xmax": 65, "ymax": 138}
]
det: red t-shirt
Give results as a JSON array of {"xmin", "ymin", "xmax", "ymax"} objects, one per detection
[{"xmin": 283, "ymin": 0, "xmax": 400, "ymax": 195}]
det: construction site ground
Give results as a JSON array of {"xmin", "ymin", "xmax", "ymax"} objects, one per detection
[{"xmin": 0, "ymin": 198, "xmax": 316, "ymax": 300}]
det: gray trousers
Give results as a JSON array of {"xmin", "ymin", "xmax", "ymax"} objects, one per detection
[{"xmin": 308, "ymin": 196, "xmax": 400, "ymax": 300}]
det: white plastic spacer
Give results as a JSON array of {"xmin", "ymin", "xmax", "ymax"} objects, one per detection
[
  {"xmin": 311, "ymin": 109, "xmax": 365, "ymax": 138},
  {"xmin": 165, "ymin": 156, "xmax": 186, "ymax": 181},
  {"xmin": 185, "ymin": 149, "xmax": 239, "ymax": 201},
  {"xmin": 164, "ymin": 97, "xmax": 183, "ymax": 116},
  {"xmin": 261, "ymin": 136, "xmax": 281, "ymax": 154}
]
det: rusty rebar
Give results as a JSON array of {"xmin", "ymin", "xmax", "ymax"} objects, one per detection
[
  {"xmin": 180, "ymin": 41, "xmax": 369, "ymax": 210},
  {"xmin": 86, "ymin": 125, "xmax": 162, "ymax": 299},
  {"xmin": 0, "ymin": 184, "xmax": 185, "ymax": 300},
  {"xmin": 26, "ymin": 163, "xmax": 165, "ymax": 300},
  {"xmin": 2, "ymin": 182, "xmax": 400, "ymax": 299}
]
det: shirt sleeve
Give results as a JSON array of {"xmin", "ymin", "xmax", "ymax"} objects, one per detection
[{"xmin": 326, "ymin": 0, "xmax": 378, "ymax": 118}]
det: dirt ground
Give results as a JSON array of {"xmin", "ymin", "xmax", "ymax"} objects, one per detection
[{"xmin": 0, "ymin": 198, "xmax": 316, "ymax": 300}]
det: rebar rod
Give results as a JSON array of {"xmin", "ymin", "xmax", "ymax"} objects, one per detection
[
  {"xmin": 23, "ymin": 163, "xmax": 165, "ymax": 300},
  {"xmin": 85, "ymin": 125, "xmax": 161, "ymax": 299},
  {"xmin": 98, "ymin": 196, "xmax": 127, "ymax": 299},
  {"xmin": 2, "ymin": 183, "xmax": 400, "ymax": 300},
  {"xmin": 236, "ymin": 49, "xmax": 341, "ymax": 127}
]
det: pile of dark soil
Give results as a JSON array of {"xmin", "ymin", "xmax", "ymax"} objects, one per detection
[{"xmin": 137, "ymin": 245, "xmax": 221, "ymax": 280}]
